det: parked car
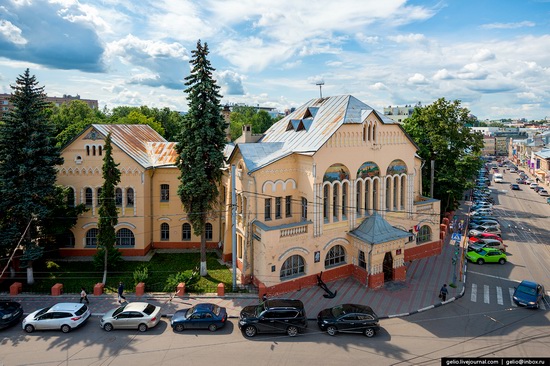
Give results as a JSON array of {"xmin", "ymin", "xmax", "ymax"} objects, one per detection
[
  {"xmin": 469, "ymin": 220, "xmax": 500, "ymax": 230},
  {"xmin": 100, "ymin": 302, "xmax": 161, "ymax": 332},
  {"xmin": 529, "ymin": 183, "xmax": 538, "ymax": 190},
  {"xmin": 538, "ymin": 189, "xmax": 549, "ymax": 196},
  {"xmin": 22, "ymin": 303, "xmax": 90, "ymax": 333},
  {"xmin": 509, "ymin": 168, "xmax": 517, "ymax": 173},
  {"xmin": 533, "ymin": 186, "xmax": 542, "ymax": 193},
  {"xmin": 516, "ymin": 178, "xmax": 526, "ymax": 185},
  {"xmin": 468, "ymin": 238, "xmax": 507, "ymax": 252},
  {"xmin": 171, "ymin": 303, "xmax": 227, "ymax": 332},
  {"xmin": 510, "ymin": 184, "xmax": 521, "ymax": 190},
  {"xmin": 471, "ymin": 209, "xmax": 494, "ymax": 216},
  {"xmin": 469, "ymin": 232, "xmax": 503, "ymax": 243},
  {"xmin": 469, "ymin": 226, "xmax": 501, "ymax": 237},
  {"xmin": 317, "ymin": 304, "xmax": 380, "ymax": 337},
  {"xmin": 465, "ymin": 248, "xmax": 507, "ymax": 265},
  {"xmin": 0, "ymin": 301, "xmax": 23, "ymax": 330},
  {"xmin": 512, "ymin": 280, "xmax": 545, "ymax": 309},
  {"xmin": 239, "ymin": 298, "xmax": 307, "ymax": 337}
]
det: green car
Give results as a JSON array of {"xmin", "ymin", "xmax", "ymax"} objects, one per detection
[{"xmin": 466, "ymin": 248, "xmax": 507, "ymax": 265}]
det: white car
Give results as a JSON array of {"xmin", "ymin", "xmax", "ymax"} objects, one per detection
[
  {"xmin": 100, "ymin": 302, "xmax": 162, "ymax": 332},
  {"xmin": 529, "ymin": 183, "xmax": 538, "ymax": 190},
  {"xmin": 22, "ymin": 303, "xmax": 90, "ymax": 333},
  {"xmin": 538, "ymin": 189, "xmax": 549, "ymax": 196},
  {"xmin": 469, "ymin": 226, "xmax": 502, "ymax": 237}
]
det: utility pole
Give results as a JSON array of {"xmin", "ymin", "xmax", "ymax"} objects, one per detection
[{"xmin": 316, "ymin": 81, "xmax": 324, "ymax": 98}]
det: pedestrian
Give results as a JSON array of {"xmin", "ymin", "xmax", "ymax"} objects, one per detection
[
  {"xmin": 458, "ymin": 220, "xmax": 464, "ymax": 233},
  {"xmin": 80, "ymin": 287, "xmax": 90, "ymax": 304},
  {"xmin": 439, "ymin": 284, "xmax": 449, "ymax": 301},
  {"xmin": 117, "ymin": 281, "xmax": 126, "ymax": 303},
  {"xmin": 262, "ymin": 293, "xmax": 268, "ymax": 302},
  {"xmin": 448, "ymin": 222, "xmax": 454, "ymax": 233}
]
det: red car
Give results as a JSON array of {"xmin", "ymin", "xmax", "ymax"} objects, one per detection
[{"xmin": 469, "ymin": 232, "xmax": 503, "ymax": 243}]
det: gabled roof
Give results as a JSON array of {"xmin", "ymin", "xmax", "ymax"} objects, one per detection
[
  {"xmin": 348, "ymin": 212, "xmax": 411, "ymax": 245},
  {"xmin": 235, "ymin": 95, "xmax": 398, "ymax": 173},
  {"xmin": 66, "ymin": 124, "xmax": 178, "ymax": 169}
]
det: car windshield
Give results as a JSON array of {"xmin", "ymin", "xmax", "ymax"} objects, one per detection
[
  {"xmin": 75, "ymin": 305, "xmax": 88, "ymax": 316},
  {"xmin": 331, "ymin": 305, "xmax": 348, "ymax": 318},
  {"xmin": 143, "ymin": 304, "xmax": 157, "ymax": 315},
  {"xmin": 112, "ymin": 304, "xmax": 128, "ymax": 317},
  {"xmin": 478, "ymin": 249, "xmax": 488, "ymax": 256},
  {"xmin": 35, "ymin": 306, "xmax": 52, "ymax": 317},
  {"xmin": 517, "ymin": 285, "xmax": 536, "ymax": 296},
  {"xmin": 255, "ymin": 303, "xmax": 266, "ymax": 317}
]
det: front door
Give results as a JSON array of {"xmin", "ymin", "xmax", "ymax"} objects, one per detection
[{"xmin": 383, "ymin": 252, "xmax": 393, "ymax": 282}]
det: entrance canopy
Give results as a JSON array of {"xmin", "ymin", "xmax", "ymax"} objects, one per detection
[{"xmin": 349, "ymin": 212, "xmax": 410, "ymax": 245}]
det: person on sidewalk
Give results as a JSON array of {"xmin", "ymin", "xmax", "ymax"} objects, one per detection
[
  {"xmin": 118, "ymin": 282, "xmax": 126, "ymax": 303},
  {"xmin": 80, "ymin": 287, "xmax": 90, "ymax": 304},
  {"xmin": 439, "ymin": 284, "xmax": 449, "ymax": 301}
]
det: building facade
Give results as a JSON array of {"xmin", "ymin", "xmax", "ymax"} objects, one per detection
[{"xmin": 0, "ymin": 93, "xmax": 98, "ymax": 120}]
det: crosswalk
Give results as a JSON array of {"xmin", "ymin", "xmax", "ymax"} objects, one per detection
[{"xmin": 469, "ymin": 283, "xmax": 548, "ymax": 309}]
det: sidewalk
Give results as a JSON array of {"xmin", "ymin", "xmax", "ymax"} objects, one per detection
[{"xmin": 4, "ymin": 211, "xmax": 469, "ymax": 321}]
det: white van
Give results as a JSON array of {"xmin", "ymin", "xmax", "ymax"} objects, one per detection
[{"xmin": 493, "ymin": 173, "xmax": 503, "ymax": 183}]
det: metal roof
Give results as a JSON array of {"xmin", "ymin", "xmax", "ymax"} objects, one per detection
[
  {"xmin": 90, "ymin": 124, "xmax": 177, "ymax": 168},
  {"xmin": 348, "ymin": 212, "xmax": 411, "ymax": 245},
  {"xmin": 237, "ymin": 95, "xmax": 398, "ymax": 173}
]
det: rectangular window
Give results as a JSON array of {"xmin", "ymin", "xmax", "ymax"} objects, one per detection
[
  {"xmin": 160, "ymin": 184, "xmax": 169, "ymax": 202},
  {"xmin": 301, "ymin": 197, "xmax": 308, "ymax": 220},
  {"xmin": 358, "ymin": 250, "xmax": 366, "ymax": 269},
  {"xmin": 275, "ymin": 197, "xmax": 282, "ymax": 219},
  {"xmin": 285, "ymin": 195, "xmax": 292, "ymax": 217},
  {"xmin": 265, "ymin": 198, "xmax": 272, "ymax": 221}
]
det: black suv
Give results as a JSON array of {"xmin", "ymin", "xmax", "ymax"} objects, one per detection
[
  {"xmin": 317, "ymin": 304, "xmax": 380, "ymax": 337},
  {"xmin": 239, "ymin": 298, "xmax": 307, "ymax": 337}
]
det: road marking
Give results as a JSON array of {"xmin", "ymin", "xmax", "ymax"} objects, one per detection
[
  {"xmin": 484, "ymin": 285, "xmax": 490, "ymax": 304},
  {"xmin": 467, "ymin": 270, "xmax": 522, "ymax": 283},
  {"xmin": 509, "ymin": 288, "xmax": 517, "ymax": 307},
  {"xmin": 471, "ymin": 284, "xmax": 477, "ymax": 302},
  {"xmin": 496, "ymin": 286, "xmax": 503, "ymax": 305},
  {"xmin": 540, "ymin": 301, "xmax": 546, "ymax": 310}
]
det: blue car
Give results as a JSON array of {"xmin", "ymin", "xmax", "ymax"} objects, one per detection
[
  {"xmin": 512, "ymin": 280, "xmax": 545, "ymax": 309},
  {"xmin": 171, "ymin": 303, "xmax": 227, "ymax": 332}
]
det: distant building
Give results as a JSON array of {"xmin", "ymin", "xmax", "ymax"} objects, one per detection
[
  {"xmin": 383, "ymin": 105, "xmax": 416, "ymax": 123},
  {"xmin": 0, "ymin": 93, "xmax": 98, "ymax": 120}
]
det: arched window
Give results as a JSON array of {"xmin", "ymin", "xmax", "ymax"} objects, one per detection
[
  {"xmin": 386, "ymin": 159, "xmax": 408, "ymax": 175},
  {"xmin": 98, "ymin": 146, "xmax": 103, "ymax": 156},
  {"xmin": 356, "ymin": 181, "xmax": 362, "ymax": 215},
  {"xmin": 182, "ymin": 223, "xmax": 191, "ymax": 241},
  {"xmin": 400, "ymin": 176, "xmax": 406, "ymax": 209},
  {"xmin": 323, "ymin": 163, "xmax": 350, "ymax": 182},
  {"xmin": 372, "ymin": 180, "xmax": 379, "ymax": 212},
  {"xmin": 92, "ymin": 145, "xmax": 96, "ymax": 156},
  {"xmin": 323, "ymin": 185, "xmax": 329, "ymax": 221},
  {"xmin": 58, "ymin": 231, "xmax": 75, "ymax": 248},
  {"xmin": 116, "ymin": 228, "xmax": 135, "ymax": 246},
  {"xmin": 364, "ymin": 180, "xmax": 370, "ymax": 215},
  {"xmin": 416, "ymin": 225, "xmax": 432, "ymax": 244},
  {"xmin": 127, "ymin": 188, "xmax": 134, "ymax": 207},
  {"xmin": 280, "ymin": 255, "xmax": 305, "ymax": 280},
  {"xmin": 115, "ymin": 188, "xmax": 123, "ymax": 207},
  {"xmin": 332, "ymin": 184, "xmax": 339, "ymax": 221},
  {"xmin": 85, "ymin": 228, "xmax": 98, "ymax": 247},
  {"xmin": 97, "ymin": 187, "xmax": 102, "ymax": 206},
  {"xmin": 67, "ymin": 187, "xmax": 75, "ymax": 207},
  {"xmin": 341, "ymin": 183, "xmax": 347, "ymax": 219},
  {"xmin": 160, "ymin": 223, "xmax": 169, "ymax": 241},
  {"xmin": 393, "ymin": 176, "xmax": 399, "ymax": 210},
  {"xmin": 325, "ymin": 245, "xmax": 346, "ymax": 268},
  {"xmin": 385, "ymin": 177, "xmax": 391, "ymax": 210},
  {"xmin": 85, "ymin": 188, "xmax": 93, "ymax": 206},
  {"xmin": 357, "ymin": 162, "xmax": 380, "ymax": 179},
  {"xmin": 205, "ymin": 223, "xmax": 213, "ymax": 241}
]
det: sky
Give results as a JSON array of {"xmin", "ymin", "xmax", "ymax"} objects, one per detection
[{"xmin": 1, "ymin": 0, "xmax": 550, "ymax": 121}]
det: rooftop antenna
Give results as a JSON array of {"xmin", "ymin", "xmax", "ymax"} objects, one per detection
[{"xmin": 315, "ymin": 81, "xmax": 325, "ymax": 98}]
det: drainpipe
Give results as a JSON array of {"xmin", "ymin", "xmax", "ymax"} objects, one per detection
[
  {"xmin": 367, "ymin": 244, "xmax": 373, "ymax": 288},
  {"xmin": 231, "ymin": 165, "xmax": 237, "ymax": 291},
  {"xmin": 149, "ymin": 168, "xmax": 156, "ymax": 249}
]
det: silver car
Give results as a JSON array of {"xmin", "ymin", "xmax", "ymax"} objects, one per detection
[
  {"xmin": 100, "ymin": 302, "xmax": 161, "ymax": 332},
  {"xmin": 22, "ymin": 302, "xmax": 90, "ymax": 333}
]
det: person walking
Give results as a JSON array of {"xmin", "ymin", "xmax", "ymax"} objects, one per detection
[
  {"xmin": 117, "ymin": 282, "xmax": 126, "ymax": 303},
  {"xmin": 80, "ymin": 287, "xmax": 90, "ymax": 304},
  {"xmin": 439, "ymin": 284, "xmax": 449, "ymax": 301}
]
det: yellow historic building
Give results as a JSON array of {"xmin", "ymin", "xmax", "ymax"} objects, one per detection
[{"xmin": 57, "ymin": 95, "xmax": 441, "ymax": 293}]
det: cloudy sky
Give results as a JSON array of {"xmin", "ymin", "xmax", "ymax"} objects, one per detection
[{"xmin": 1, "ymin": 0, "xmax": 549, "ymax": 120}]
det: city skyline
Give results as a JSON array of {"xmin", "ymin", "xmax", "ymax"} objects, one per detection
[{"xmin": 1, "ymin": 0, "xmax": 549, "ymax": 120}]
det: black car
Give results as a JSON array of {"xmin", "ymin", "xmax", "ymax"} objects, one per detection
[
  {"xmin": 0, "ymin": 301, "xmax": 24, "ymax": 330},
  {"xmin": 510, "ymin": 184, "xmax": 521, "ymax": 190},
  {"xmin": 317, "ymin": 304, "xmax": 380, "ymax": 337},
  {"xmin": 238, "ymin": 298, "xmax": 307, "ymax": 337}
]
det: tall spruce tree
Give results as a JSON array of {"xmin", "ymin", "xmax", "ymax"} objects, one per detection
[
  {"xmin": 0, "ymin": 69, "xmax": 63, "ymax": 284},
  {"xmin": 176, "ymin": 40, "xmax": 227, "ymax": 276},
  {"xmin": 96, "ymin": 132, "xmax": 122, "ymax": 285}
]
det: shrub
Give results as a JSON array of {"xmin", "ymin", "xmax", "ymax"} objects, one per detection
[
  {"xmin": 133, "ymin": 265, "xmax": 149, "ymax": 286},
  {"xmin": 163, "ymin": 268, "xmax": 199, "ymax": 292}
]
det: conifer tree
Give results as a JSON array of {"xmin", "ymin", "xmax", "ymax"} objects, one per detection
[
  {"xmin": 95, "ymin": 132, "xmax": 121, "ymax": 284},
  {"xmin": 0, "ymin": 69, "xmax": 63, "ymax": 284},
  {"xmin": 176, "ymin": 40, "xmax": 227, "ymax": 276}
]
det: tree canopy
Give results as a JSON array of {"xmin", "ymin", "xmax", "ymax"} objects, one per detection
[
  {"xmin": 176, "ymin": 40, "xmax": 227, "ymax": 276},
  {"xmin": 229, "ymin": 106, "xmax": 277, "ymax": 140},
  {"xmin": 402, "ymin": 98, "xmax": 484, "ymax": 213}
]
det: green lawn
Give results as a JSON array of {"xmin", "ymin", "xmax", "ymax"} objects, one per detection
[{"xmin": 18, "ymin": 252, "xmax": 241, "ymax": 294}]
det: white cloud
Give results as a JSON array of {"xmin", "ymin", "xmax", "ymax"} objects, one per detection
[
  {"xmin": 0, "ymin": 20, "xmax": 27, "ymax": 45},
  {"xmin": 387, "ymin": 33, "xmax": 426, "ymax": 43},
  {"xmin": 481, "ymin": 21, "xmax": 535, "ymax": 29},
  {"xmin": 433, "ymin": 69, "xmax": 454, "ymax": 80},
  {"xmin": 370, "ymin": 82, "xmax": 388, "ymax": 90},
  {"xmin": 472, "ymin": 48, "xmax": 495, "ymax": 62},
  {"xmin": 408, "ymin": 73, "xmax": 428, "ymax": 84},
  {"xmin": 457, "ymin": 63, "xmax": 489, "ymax": 80},
  {"xmin": 216, "ymin": 70, "xmax": 245, "ymax": 95}
]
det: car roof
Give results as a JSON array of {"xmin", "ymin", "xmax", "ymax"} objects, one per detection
[
  {"xmin": 123, "ymin": 302, "xmax": 153, "ymax": 311},
  {"xmin": 519, "ymin": 280, "xmax": 538, "ymax": 288},
  {"xmin": 265, "ymin": 298, "xmax": 304, "ymax": 309},
  {"xmin": 50, "ymin": 303, "xmax": 87, "ymax": 312},
  {"xmin": 336, "ymin": 303, "xmax": 376, "ymax": 314},
  {"xmin": 193, "ymin": 303, "xmax": 217, "ymax": 311}
]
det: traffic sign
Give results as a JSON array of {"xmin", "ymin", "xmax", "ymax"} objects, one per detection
[{"xmin": 451, "ymin": 233, "xmax": 462, "ymax": 241}]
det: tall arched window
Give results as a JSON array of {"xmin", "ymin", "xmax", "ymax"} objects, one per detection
[
  {"xmin": 372, "ymin": 180, "xmax": 379, "ymax": 212},
  {"xmin": 115, "ymin": 188, "xmax": 123, "ymax": 207},
  {"xmin": 364, "ymin": 180, "xmax": 370, "ymax": 215},
  {"xmin": 385, "ymin": 177, "xmax": 391, "ymax": 210},
  {"xmin": 116, "ymin": 228, "xmax": 135, "ymax": 246},
  {"xmin": 182, "ymin": 223, "xmax": 191, "ymax": 241},
  {"xmin": 401, "ymin": 176, "xmax": 406, "ymax": 209},
  {"xmin": 160, "ymin": 223, "xmax": 169, "ymax": 241},
  {"xmin": 85, "ymin": 228, "xmax": 98, "ymax": 247},
  {"xmin": 127, "ymin": 188, "xmax": 134, "ymax": 207},
  {"xmin": 85, "ymin": 188, "xmax": 93, "ymax": 206},
  {"xmin": 393, "ymin": 176, "xmax": 399, "ymax": 210},
  {"xmin": 67, "ymin": 187, "xmax": 75, "ymax": 207},
  {"xmin": 323, "ymin": 185, "xmax": 329, "ymax": 221},
  {"xmin": 97, "ymin": 187, "xmax": 102, "ymax": 206},
  {"xmin": 417, "ymin": 225, "xmax": 432, "ymax": 244},
  {"xmin": 280, "ymin": 255, "xmax": 305, "ymax": 280},
  {"xmin": 356, "ymin": 181, "xmax": 362, "ymax": 215},
  {"xmin": 332, "ymin": 184, "xmax": 339, "ymax": 221},
  {"xmin": 205, "ymin": 223, "xmax": 213, "ymax": 241},
  {"xmin": 325, "ymin": 245, "xmax": 346, "ymax": 268},
  {"xmin": 342, "ymin": 182, "xmax": 348, "ymax": 219}
]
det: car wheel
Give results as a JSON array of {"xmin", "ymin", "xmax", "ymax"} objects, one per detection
[
  {"xmin": 174, "ymin": 323, "xmax": 184, "ymax": 332},
  {"xmin": 103, "ymin": 323, "xmax": 113, "ymax": 332},
  {"xmin": 286, "ymin": 325, "xmax": 299, "ymax": 337},
  {"xmin": 499, "ymin": 258, "xmax": 506, "ymax": 265},
  {"xmin": 326, "ymin": 325, "xmax": 338, "ymax": 336},
  {"xmin": 24, "ymin": 324, "xmax": 34, "ymax": 333},
  {"xmin": 477, "ymin": 259, "xmax": 484, "ymax": 265},
  {"xmin": 364, "ymin": 328, "xmax": 375, "ymax": 338},
  {"xmin": 243, "ymin": 325, "xmax": 257, "ymax": 338},
  {"xmin": 138, "ymin": 323, "xmax": 148, "ymax": 332},
  {"xmin": 208, "ymin": 324, "xmax": 218, "ymax": 332},
  {"xmin": 61, "ymin": 324, "xmax": 71, "ymax": 333}
]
